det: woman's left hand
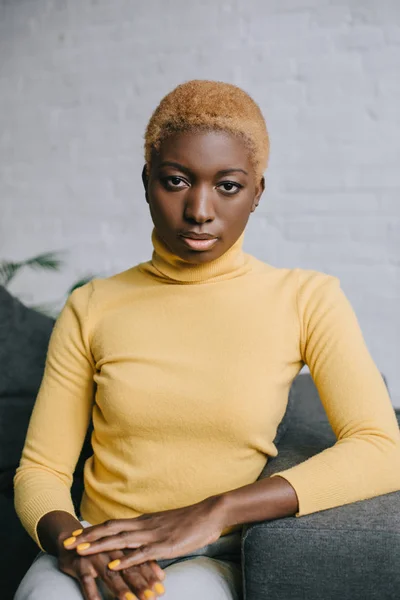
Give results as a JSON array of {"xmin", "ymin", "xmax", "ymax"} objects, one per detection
[{"xmin": 63, "ymin": 495, "xmax": 228, "ymax": 571}]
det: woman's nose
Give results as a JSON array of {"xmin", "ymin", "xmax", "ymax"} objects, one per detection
[{"xmin": 184, "ymin": 185, "xmax": 215, "ymax": 223}]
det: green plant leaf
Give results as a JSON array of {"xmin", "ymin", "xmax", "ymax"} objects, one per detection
[
  {"xmin": 0, "ymin": 262, "xmax": 24, "ymax": 286},
  {"xmin": 67, "ymin": 275, "xmax": 95, "ymax": 295},
  {"xmin": 24, "ymin": 252, "xmax": 64, "ymax": 271},
  {"xmin": 0, "ymin": 251, "xmax": 66, "ymax": 286}
]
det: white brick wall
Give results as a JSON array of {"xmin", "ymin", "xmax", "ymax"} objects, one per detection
[{"xmin": 1, "ymin": 0, "xmax": 399, "ymax": 405}]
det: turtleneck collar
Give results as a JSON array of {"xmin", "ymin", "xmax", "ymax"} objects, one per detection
[{"xmin": 139, "ymin": 227, "xmax": 252, "ymax": 284}]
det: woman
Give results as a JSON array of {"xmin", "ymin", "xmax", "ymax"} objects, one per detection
[{"xmin": 14, "ymin": 80, "xmax": 400, "ymax": 600}]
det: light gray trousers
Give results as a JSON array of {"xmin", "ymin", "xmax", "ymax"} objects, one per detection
[{"xmin": 15, "ymin": 521, "xmax": 243, "ymax": 600}]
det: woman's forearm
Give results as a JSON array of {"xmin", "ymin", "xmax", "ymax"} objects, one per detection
[
  {"xmin": 218, "ymin": 475, "xmax": 299, "ymax": 527},
  {"xmin": 36, "ymin": 477, "xmax": 298, "ymax": 556},
  {"xmin": 37, "ymin": 510, "xmax": 83, "ymax": 556}
]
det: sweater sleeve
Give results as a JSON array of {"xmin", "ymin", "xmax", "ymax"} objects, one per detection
[
  {"xmin": 270, "ymin": 270, "xmax": 400, "ymax": 516},
  {"xmin": 14, "ymin": 282, "xmax": 96, "ymax": 547}
]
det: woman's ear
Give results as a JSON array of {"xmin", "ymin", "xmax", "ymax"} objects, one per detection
[
  {"xmin": 142, "ymin": 164, "xmax": 149, "ymax": 204},
  {"xmin": 251, "ymin": 176, "xmax": 265, "ymax": 212}
]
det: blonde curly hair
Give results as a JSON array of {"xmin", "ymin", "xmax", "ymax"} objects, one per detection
[{"xmin": 144, "ymin": 80, "xmax": 270, "ymax": 180}]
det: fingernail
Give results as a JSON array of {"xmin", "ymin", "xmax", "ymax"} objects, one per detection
[
  {"xmin": 63, "ymin": 536, "xmax": 76, "ymax": 547},
  {"xmin": 77, "ymin": 542, "xmax": 91, "ymax": 551},
  {"xmin": 72, "ymin": 528, "xmax": 83, "ymax": 536},
  {"xmin": 154, "ymin": 583, "xmax": 165, "ymax": 594},
  {"xmin": 144, "ymin": 590, "xmax": 155, "ymax": 599},
  {"xmin": 108, "ymin": 559, "xmax": 121, "ymax": 570},
  {"xmin": 125, "ymin": 593, "xmax": 137, "ymax": 600}
]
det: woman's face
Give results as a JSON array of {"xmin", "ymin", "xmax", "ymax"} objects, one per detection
[{"xmin": 143, "ymin": 130, "xmax": 265, "ymax": 263}]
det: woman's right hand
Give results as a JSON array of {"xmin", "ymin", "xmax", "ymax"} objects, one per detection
[
  {"xmin": 37, "ymin": 510, "xmax": 165, "ymax": 599},
  {"xmin": 57, "ymin": 533, "xmax": 166, "ymax": 600}
]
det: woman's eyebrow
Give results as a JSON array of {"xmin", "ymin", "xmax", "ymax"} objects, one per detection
[
  {"xmin": 217, "ymin": 168, "xmax": 248, "ymax": 176},
  {"xmin": 158, "ymin": 162, "xmax": 248, "ymax": 177},
  {"xmin": 158, "ymin": 161, "xmax": 191, "ymax": 174}
]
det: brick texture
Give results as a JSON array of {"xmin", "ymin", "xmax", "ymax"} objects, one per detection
[{"xmin": 0, "ymin": 0, "xmax": 399, "ymax": 405}]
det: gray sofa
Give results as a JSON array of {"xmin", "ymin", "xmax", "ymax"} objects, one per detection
[{"xmin": 1, "ymin": 285, "xmax": 399, "ymax": 600}]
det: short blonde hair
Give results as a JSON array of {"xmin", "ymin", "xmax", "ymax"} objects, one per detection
[{"xmin": 144, "ymin": 80, "xmax": 270, "ymax": 179}]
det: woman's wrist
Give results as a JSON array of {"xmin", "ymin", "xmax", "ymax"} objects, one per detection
[
  {"xmin": 215, "ymin": 476, "xmax": 299, "ymax": 529},
  {"xmin": 203, "ymin": 493, "xmax": 233, "ymax": 532},
  {"xmin": 37, "ymin": 510, "xmax": 83, "ymax": 557}
]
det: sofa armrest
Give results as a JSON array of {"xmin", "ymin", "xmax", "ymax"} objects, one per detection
[
  {"xmin": 242, "ymin": 487, "xmax": 400, "ymax": 600},
  {"xmin": 241, "ymin": 412, "xmax": 400, "ymax": 600}
]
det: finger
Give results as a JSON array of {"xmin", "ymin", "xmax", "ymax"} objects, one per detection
[
  {"xmin": 118, "ymin": 550, "xmax": 165, "ymax": 599},
  {"xmin": 64, "ymin": 518, "xmax": 148, "ymax": 548},
  {"xmin": 78, "ymin": 569, "xmax": 101, "ymax": 600},
  {"xmin": 138, "ymin": 562, "xmax": 166, "ymax": 596},
  {"xmin": 149, "ymin": 560, "xmax": 166, "ymax": 582},
  {"xmin": 108, "ymin": 545, "xmax": 163, "ymax": 571},
  {"xmin": 80, "ymin": 550, "xmax": 131, "ymax": 600},
  {"xmin": 102, "ymin": 560, "xmax": 140, "ymax": 600},
  {"xmin": 120, "ymin": 564, "xmax": 152, "ymax": 600},
  {"xmin": 76, "ymin": 530, "xmax": 155, "ymax": 556}
]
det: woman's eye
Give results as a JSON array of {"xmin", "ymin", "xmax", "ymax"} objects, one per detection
[
  {"xmin": 218, "ymin": 182, "xmax": 241, "ymax": 194},
  {"xmin": 164, "ymin": 176, "xmax": 187, "ymax": 189}
]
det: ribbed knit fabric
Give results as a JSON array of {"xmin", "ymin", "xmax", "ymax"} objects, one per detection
[{"xmin": 14, "ymin": 227, "xmax": 400, "ymax": 548}]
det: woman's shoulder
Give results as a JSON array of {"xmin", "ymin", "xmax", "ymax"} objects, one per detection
[
  {"xmin": 248, "ymin": 254, "xmax": 334, "ymax": 285},
  {"xmin": 68, "ymin": 265, "xmax": 146, "ymax": 316},
  {"xmin": 247, "ymin": 255, "xmax": 341, "ymax": 303},
  {"xmin": 92, "ymin": 263, "xmax": 147, "ymax": 291}
]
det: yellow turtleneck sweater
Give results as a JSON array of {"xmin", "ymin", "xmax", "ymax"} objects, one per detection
[{"xmin": 14, "ymin": 228, "xmax": 400, "ymax": 547}]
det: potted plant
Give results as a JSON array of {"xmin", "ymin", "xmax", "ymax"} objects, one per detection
[{"xmin": 0, "ymin": 251, "xmax": 95, "ymax": 317}]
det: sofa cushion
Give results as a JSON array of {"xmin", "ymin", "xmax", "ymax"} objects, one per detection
[
  {"xmin": 0, "ymin": 286, "xmax": 55, "ymax": 472},
  {"xmin": 0, "ymin": 492, "xmax": 39, "ymax": 600},
  {"xmin": 0, "ymin": 396, "xmax": 45, "ymax": 474},
  {"xmin": 0, "ymin": 285, "xmax": 55, "ymax": 396},
  {"xmin": 0, "ymin": 285, "xmax": 56, "ymax": 470},
  {"xmin": 271, "ymin": 379, "xmax": 296, "ymax": 447}
]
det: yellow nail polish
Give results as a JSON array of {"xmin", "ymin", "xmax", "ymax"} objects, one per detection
[
  {"xmin": 125, "ymin": 593, "xmax": 137, "ymax": 600},
  {"xmin": 108, "ymin": 559, "xmax": 121, "ymax": 570},
  {"xmin": 144, "ymin": 590, "xmax": 155, "ymax": 599},
  {"xmin": 63, "ymin": 536, "xmax": 76, "ymax": 547},
  {"xmin": 77, "ymin": 542, "xmax": 91, "ymax": 551},
  {"xmin": 154, "ymin": 583, "xmax": 165, "ymax": 594},
  {"xmin": 72, "ymin": 528, "xmax": 83, "ymax": 536}
]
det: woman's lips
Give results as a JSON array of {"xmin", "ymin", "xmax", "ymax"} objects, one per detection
[{"xmin": 180, "ymin": 236, "xmax": 218, "ymax": 251}]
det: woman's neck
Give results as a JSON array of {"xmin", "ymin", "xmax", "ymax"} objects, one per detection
[{"xmin": 140, "ymin": 228, "xmax": 251, "ymax": 284}]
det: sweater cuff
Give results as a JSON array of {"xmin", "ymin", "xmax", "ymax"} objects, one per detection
[
  {"xmin": 269, "ymin": 465, "xmax": 354, "ymax": 518},
  {"xmin": 16, "ymin": 488, "xmax": 78, "ymax": 550}
]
